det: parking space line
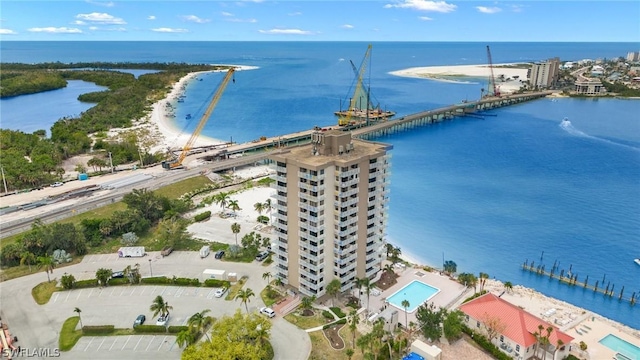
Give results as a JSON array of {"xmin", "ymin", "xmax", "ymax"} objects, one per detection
[
  {"xmin": 157, "ymin": 336, "xmax": 168, "ymax": 351},
  {"xmin": 51, "ymin": 292, "xmax": 59, "ymax": 303},
  {"xmin": 120, "ymin": 287, "xmax": 127, "ymax": 296},
  {"xmin": 121, "ymin": 336, "xmax": 132, "ymax": 350},
  {"xmin": 76, "ymin": 289, "xmax": 83, "ymax": 300},
  {"xmin": 84, "ymin": 338, "xmax": 94, "ymax": 351},
  {"xmin": 65, "ymin": 291, "xmax": 71, "ymax": 302},
  {"xmin": 160, "ymin": 287, "xmax": 167, "ymax": 296},
  {"xmin": 145, "ymin": 336, "xmax": 156, "ymax": 352},
  {"xmin": 88, "ymin": 289, "xmax": 94, "ymax": 298},
  {"xmin": 110, "ymin": 287, "xmax": 115, "ymax": 296},
  {"xmin": 175, "ymin": 288, "xmax": 183, "ymax": 298},
  {"xmin": 133, "ymin": 337, "xmax": 143, "ymax": 351},
  {"xmin": 109, "ymin": 337, "xmax": 118, "ymax": 351},
  {"xmin": 140, "ymin": 287, "xmax": 146, "ymax": 295},
  {"xmin": 129, "ymin": 287, "xmax": 136, "ymax": 296},
  {"xmin": 96, "ymin": 338, "xmax": 106, "ymax": 351}
]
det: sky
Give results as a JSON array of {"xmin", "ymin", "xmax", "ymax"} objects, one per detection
[{"xmin": 0, "ymin": 0, "xmax": 639, "ymax": 42}]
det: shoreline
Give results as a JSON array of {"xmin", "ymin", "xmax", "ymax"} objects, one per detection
[{"xmin": 390, "ymin": 63, "xmax": 530, "ymax": 94}]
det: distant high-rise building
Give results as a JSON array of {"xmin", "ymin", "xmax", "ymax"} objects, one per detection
[
  {"xmin": 529, "ymin": 57, "xmax": 560, "ymax": 89},
  {"xmin": 269, "ymin": 130, "xmax": 391, "ymax": 297},
  {"xmin": 627, "ymin": 51, "xmax": 640, "ymax": 62}
]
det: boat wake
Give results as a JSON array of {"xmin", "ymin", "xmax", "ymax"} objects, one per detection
[{"xmin": 559, "ymin": 118, "xmax": 640, "ymax": 151}]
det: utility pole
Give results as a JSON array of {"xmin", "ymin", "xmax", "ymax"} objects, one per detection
[
  {"xmin": 0, "ymin": 165, "xmax": 8, "ymax": 194},
  {"xmin": 108, "ymin": 152, "xmax": 114, "ymax": 173}
]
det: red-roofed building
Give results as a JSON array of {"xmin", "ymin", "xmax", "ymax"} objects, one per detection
[{"xmin": 459, "ymin": 293, "xmax": 574, "ymax": 360}]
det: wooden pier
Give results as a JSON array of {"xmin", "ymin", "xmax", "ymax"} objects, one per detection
[{"xmin": 521, "ymin": 259, "xmax": 637, "ymax": 306}]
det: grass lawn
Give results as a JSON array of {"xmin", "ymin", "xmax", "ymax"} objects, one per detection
[
  {"xmin": 283, "ymin": 310, "xmax": 328, "ymax": 330},
  {"xmin": 259, "ymin": 285, "xmax": 284, "ymax": 307},
  {"xmin": 59, "ymin": 317, "xmax": 83, "ymax": 351},
  {"xmin": 225, "ymin": 275, "xmax": 248, "ymax": 301},
  {"xmin": 153, "ymin": 175, "xmax": 212, "ymax": 199},
  {"xmin": 32, "ymin": 280, "xmax": 62, "ymax": 305},
  {"xmin": 0, "ymin": 257, "xmax": 83, "ymax": 282},
  {"xmin": 308, "ymin": 331, "xmax": 364, "ymax": 360}
]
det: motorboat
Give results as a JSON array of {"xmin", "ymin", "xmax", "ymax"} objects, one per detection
[{"xmin": 634, "ymin": 258, "xmax": 640, "ymax": 266}]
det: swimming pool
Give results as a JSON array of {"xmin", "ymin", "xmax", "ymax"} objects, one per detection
[
  {"xmin": 386, "ymin": 280, "xmax": 440, "ymax": 313},
  {"xmin": 600, "ymin": 334, "xmax": 640, "ymax": 360}
]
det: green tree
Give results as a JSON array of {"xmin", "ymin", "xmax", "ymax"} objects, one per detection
[
  {"xmin": 300, "ymin": 295, "xmax": 316, "ymax": 311},
  {"xmin": 253, "ymin": 202, "xmax": 264, "ymax": 215},
  {"xmin": 150, "ymin": 295, "xmax": 171, "ymax": 318},
  {"xmin": 214, "ymin": 192, "xmax": 230, "ymax": 211},
  {"xmin": 20, "ymin": 251, "xmax": 36, "ymax": 272},
  {"xmin": 157, "ymin": 217, "xmax": 190, "ymax": 248},
  {"xmin": 60, "ymin": 273, "xmax": 76, "ymax": 289},
  {"xmin": 228, "ymin": 199, "xmax": 241, "ymax": 215},
  {"xmin": 443, "ymin": 260, "xmax": 457, "ymax": 275},
  {"xmin": 415, "ymin": 302, "xmax": 445, "ymax": 342},
  {"xmin": 181, "ymin": 310, "xmax": 271, "ymax": 360},
  {"xmin": 95, "ymin": 268, "xmax": 113, "ymax": 286},
  {"xmin": 123, "ymin": 188, "xmax": 164, "ymax": 222},
  {"xmin": 401, "ymin": 299, "xmax": 410, "ymax": 330},
  {"xmin": 231, "ymin": 222, "xmax": 241, "ymax": 246},
  {"xmin": 74, "ymin": 307, "xmax": 83, "ymax": 328},
  {"xmin": 478, "ymin": 272, "xmax": 490, "ymax": 293},
  {"xmin": 263, "ymin": 199, "xmax": 273, "ymax": 223},
  {"xmin": 504, "ymin": 281, "xmax": 513, "ymax": 293},
  {"xmin": 188, "ymin": 309, "xmax": 213, "ymax": 342},
  {"xmin": 443, "ymin": 310, "xmax": 464, "ymax": 341},
  {"xmin": 345, "ymin": 348, "xmax": 354, "ymax": 360},
  {"xmin": 176, "ymin": 329, "xmax": 195, "ymax": 348},
  {"xmin": 37, "ymin": 254, "xmax": 55, "ymax": 282},
  {"xmin": 348, "ymin": 309, "xmax": 359, "ymax": 348},
  {"xmin": 262, "ymin": 271, "xmax": 272, "ymax": 292},
  {"xmin": 326, "ymin": 278, "xmax": 342, "ymax": 307},
  {"xmin": 235, "ymin": 288, "xmax": 255, "ymax": 313}
]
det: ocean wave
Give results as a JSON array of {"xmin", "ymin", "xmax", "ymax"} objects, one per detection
[{"xmin": 559, "ymin": 119, "xmax": 640, "ymax": 151}]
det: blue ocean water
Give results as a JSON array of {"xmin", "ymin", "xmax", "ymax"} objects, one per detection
[{"xmin": 1, "ymin": 41, "xmax": 638, "ymax": 329}]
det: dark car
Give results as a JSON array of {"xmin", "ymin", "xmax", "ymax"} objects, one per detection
[
  {"xmin": 134, "ymin": 314, "xmax": 146, "ymax": 327},
  {"xmin": 215, "ymin": 250, "xmax": 225, "ymax": 259},
  {"xmin": 255, "ymin": 251, "xmax": 269, "ymax": 262},
  {"xmin": 111, "ymin": 271, "xmax": 124, "ymax": 278}
]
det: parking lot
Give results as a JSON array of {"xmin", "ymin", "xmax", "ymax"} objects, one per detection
[{"xmin": 68, "ymin": 335, "xmax": 180, "ymax": 360}]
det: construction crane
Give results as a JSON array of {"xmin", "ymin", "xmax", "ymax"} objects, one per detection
[
  {"xmin": 162, "ymin": 68, "xmax": 235, "ymax": 170},
  {"xmin": 486, "ymin": 45, "xmax": 500, "ymax": 97},
  {"xmin": 337, "ymin": 44, "xmax": 372, "ymax": 126}
]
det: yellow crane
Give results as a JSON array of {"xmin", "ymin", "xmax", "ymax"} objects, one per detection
[
  {"xmin": 163, "ymin": 68, "xmax": 235, "ymax": 170},
  {"xmin": 337, "ymin": 44, "xmax": 372, "ymax": 126}
]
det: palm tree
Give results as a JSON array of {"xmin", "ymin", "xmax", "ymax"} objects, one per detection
[
  {"xmin": 20, "ymin": 251, "xmax": 36, "ymax": 272},
  {"xmin": 300, "ymin": 295, "xmax": 316, "ymax": 311},
  {"xmin": 326, "ymin": 279, "xmax": 342, "ymax": 307},
  {"xmin": 348, "ymin": 309, "xmax": 359, "ymax": 348},
  {"xmin": 263, "ymin": 199, "xmax": 273, "ymax": 223},
  {"xmin": 262, "ymin": 271, "xmax": 272, "ymax": 291},
  {"xmin": 227, "ymin": 199, "xmax": 241, "ymax": 216},
  {"xmin": 254, "ymin": 202, "xmax": 265, "ymax": 215},
  {"xmin": 504, "ymin": 281, "xmax": 513, "ymax": 293},
  {"xmin": 443, "ymin": 260, "xmax": 457, "ymax": 275},
  {"xmin": 37, "ymin": 254, "xmax": 55, "ymax": 282},
  {"xmin": 74, "ymin": 307, "xmax": 83, "ymax": 328},
  {"xmin": 188, "ymin": 309, "xmax": 213, "ymax": 341},
  {"xmin": 214, "ymin": 192, "xmax": 230, "ymax": 211},
  {"xmin": 553, "ymin": 339, "xmax": 565, "ymax": 360},
  {"xmin": 479, "ymin": 272, "xmax": 490, "ymax": 293},
  {"xmin": 254, "ymin": 322, "xmax": 269, "ymax": 345},
  {"xmin": 345, "ymin": 348, "xmax": 354, "ymax": 360},
  {"xmin": 274, "ymin": 277, "xmax": 284, "ymax": 290},
  {"xmin": 383, "ymin": 263, "xmax": 395, "ymax": 276},
  {"xmin": 231, "ymin": 222, "xmax": 241, "ymax": 245},
  {"xmin": 235, "ymin": 288, "xmax": 255, "ymax": 313},
  {"xmin": 360, "ymin": 278, "xmax": 373, "ymax": 314},
  {"xmin": 150, "ymin": 295, "xmax": 167, "ymax": 318},
  {"xmin": 401, "ymin": 300, "xmax": 410, "ymax": 353},
  {"xmin": 176, "ymin": 329, "xmax": 195, "ymax": 348}
]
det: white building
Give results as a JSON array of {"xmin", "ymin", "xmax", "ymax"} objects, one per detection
[
  {"xmin": 269, "ymin": 130, "xmax": 391, "ymax": 297},
  {"xmin": 529, "ymin": 57, "xmax": 560, "ymax": 89}
]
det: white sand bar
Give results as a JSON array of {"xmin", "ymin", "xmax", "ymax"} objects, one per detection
[{"xmin": 390, "ymin": 63, "xmax": 530, "ymax": 93}]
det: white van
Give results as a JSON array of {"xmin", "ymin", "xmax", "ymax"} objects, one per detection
[{"xmin": 199, "ymin": 245, "xmax": 210, "ymax": 258}]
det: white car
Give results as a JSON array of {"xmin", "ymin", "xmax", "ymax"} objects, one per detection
[
  {"xmin": 259, "ymin": 307, "xmax": 275, "ymax": 318},
  {"xmin": 156, "ymin": 314, "xmax": 170, "ymax": 326},
  {"xmin": 51, "ymin": 182, "xmax": 63, "ymax": 187},
  {"xmin": 214, "ymin": 287, "xmax": 227, "ymax": 298}
]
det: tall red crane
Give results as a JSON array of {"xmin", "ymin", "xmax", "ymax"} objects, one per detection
[{"xmin": 486, "ymin": 45, "xmax": 500, "ymax": 97}]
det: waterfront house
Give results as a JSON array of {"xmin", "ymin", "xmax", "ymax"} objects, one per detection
[{"xmin": 459, "ymin": 293, "xmax": 574, "ymax": 360}]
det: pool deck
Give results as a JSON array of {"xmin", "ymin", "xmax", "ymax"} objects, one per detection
[{"xmin": 360, "ymin": 264, "xmax": 468, "ymax": 327}]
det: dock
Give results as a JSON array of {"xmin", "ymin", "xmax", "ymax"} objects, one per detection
[{"xmin": 521, "ymin": 259, "xmax": 637, "ymax": 306}]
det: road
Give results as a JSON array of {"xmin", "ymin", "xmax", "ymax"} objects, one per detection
[
  {"xmin": 0, "ymin": 151, "xmax": 274, "ymax": 239},
  {"xmin": 0, "ymin": 251, "xmax": 311, "ymax": 359}
]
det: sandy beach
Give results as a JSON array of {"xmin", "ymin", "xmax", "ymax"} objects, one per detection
[{"xmin": 390, "ymin": 63, "xmax": 530, "ymax": 94}]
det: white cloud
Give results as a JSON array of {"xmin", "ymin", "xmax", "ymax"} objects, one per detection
[
  {"xmin": 258, "ymin": 28, "xmax": 313, "ymax": 35},
  {"xmin": 182, "ymin": 15, "xmax": 210, "ymax": 23},
  {"xmin": 384, "ymin": 0, "xmax": 456, "ymax": 13},
  {"xmin": 476, "ymin": 6, "xmax": 502, "ymax": 14},
  {"xmin": 221, "ymin": 12, "xmax": 234, "ymax": 17},
  {"xmin": 89, "ymin": 26, "xmax": 98, "ymax": 30},
  {"xmin": 147, "ymin": 15, "xmax": 156, "ymax": 20},
  {"xmin": 509, "ymin": 4, "xmax": 525, "ymax": 13},
  {"xmin": 341, "ymin": 24, "xmax": 354, "ymax": 29},
  {"xmin": 73, "ymin": 20, "xmax": 87, "ymax": 25},
  {"xmin": 288, "ymin": 12, "xmax": 302, "ymax": 16},
  {"xmin": 85, "ymin": 0, "xmax": 114, "ymax": 7},
  {"xmin": 152, "ymin": 27, "xmax": 188, "ymax": 33},
  {"xmin": 227, "ymin": 18, "xmax": 257, "ymax": 23},
  {"xmin": 28, "ymin": 27, "xmax": 82, "ymax": 33},
  {"xmin": 418, "ymin": 16, "xmax": 433, "ymax": 20},
  {"xmin": 76, "ymin": 12, "xmax": 126, "ymax": 24},
  {"xmin": 0, "ymin": 28, "xmax": 17, "ymax": 35}
]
